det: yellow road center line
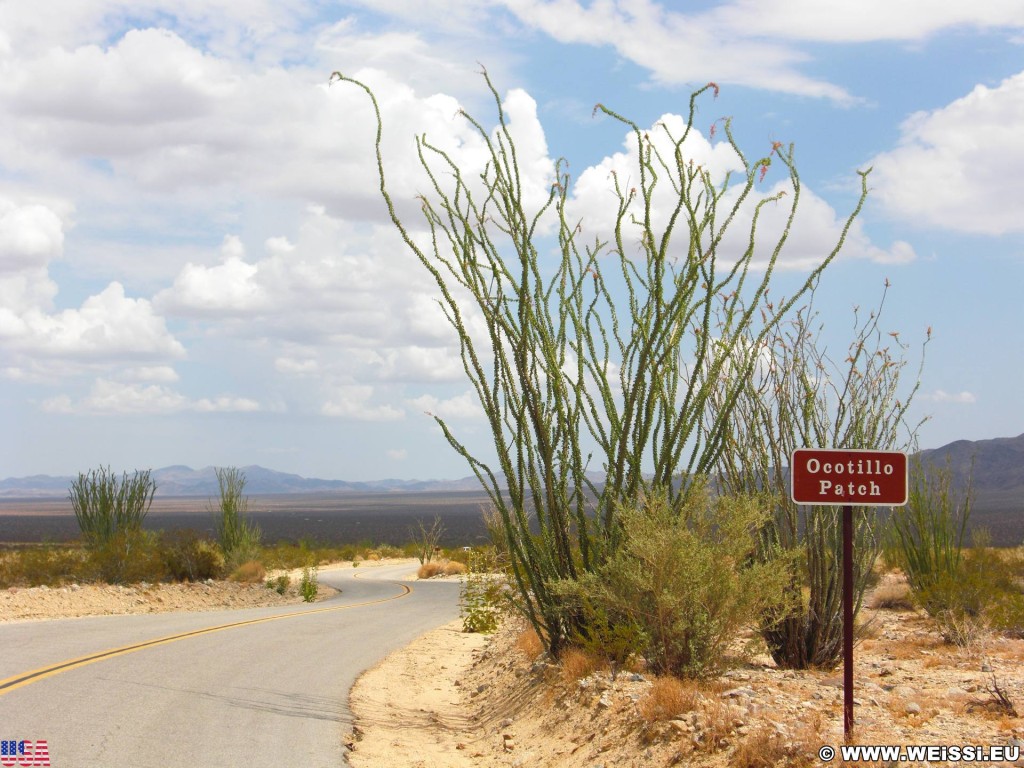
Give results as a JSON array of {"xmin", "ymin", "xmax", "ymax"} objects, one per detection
[{"xmin": 0, "ymin": 578, "xmax": 411, "ymax": 696}]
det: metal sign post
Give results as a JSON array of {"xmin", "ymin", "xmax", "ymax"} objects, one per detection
[{"xmin": 791, "ymin": 448, "xmax": 908, "ymax": 741}]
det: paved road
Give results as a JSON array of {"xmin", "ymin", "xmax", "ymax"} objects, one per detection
[{"xmin": 0, "ymin": 563, "xmax": 460, "ymax": 767}]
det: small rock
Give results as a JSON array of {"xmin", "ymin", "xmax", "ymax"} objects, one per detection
[
  {"xmin": 721, "ymin": 687, "xmax": 756, "ymax": 699},
  {"xmin": 597, "ymin": 694, "xmax": 613, "ymax": 709},
  {"xmin": 629, "ymin": 672, "xmax": 645, "ymax": 682},
  {"xmin": 499, "ymin": 718, "xmax": 514, "ymax": 728},
  {"xmin": 904, "ymin": 702, "xmax": 921, "ymax": 715}
]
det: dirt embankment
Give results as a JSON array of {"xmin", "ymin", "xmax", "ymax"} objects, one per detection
[{"xmin": 348, "ymin": 574, "xmax": 1024, "ymax": 768}]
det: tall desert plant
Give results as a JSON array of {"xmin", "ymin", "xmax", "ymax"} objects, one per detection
[
  {"xmin": 212, "ymin": 466, "xmax": 261, "ymax": 569},
  {"xmin": 888, "ymin": 457, "xmax": 972, "ymax": 593},
  {"xmin": 334, "ymin": 68, "xmax": 870, "ymax": 655},
  {"xmin": 707, "ymin": 285, "xmax": 927, "ymax": 668},
  {"xmin": 69, "ymin": 466, "xmax": 156, "ymax": 546}
]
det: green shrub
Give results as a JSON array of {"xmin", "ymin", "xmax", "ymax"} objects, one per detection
[
  {"xmin": 160, "ymin": 529, "xmax": 224, "ymax": 582},
  {"xmin": 300, "ymin": 565, "xmax": 319, "ymax": 602},
  {"xmin": 267, "ymin": 574, "xmax": 290, "ymax": 595},
  {"xmin": 565, "ymin": 489, "xmax": 791, "ymax": 678},
  {"xmin": 460, "ymin": 548, "xmax": 504, "ymax": 633},
  {"xmin": 90, "ymin": 529, "xmax": 167, "ymax": 584},
  {"xmin": 916, "ymin": 538, "xmax": 1024, "ymax": 644}
]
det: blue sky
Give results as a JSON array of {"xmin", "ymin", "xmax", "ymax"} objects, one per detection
[{"xmin": 1, "ymin": 1, "xmax": 1022, "ymax": 481}]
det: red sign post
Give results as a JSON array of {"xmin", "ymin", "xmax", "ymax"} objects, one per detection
[{"xmin": 791, "ymin": 448, "xmax": 908, "ymax": 742}]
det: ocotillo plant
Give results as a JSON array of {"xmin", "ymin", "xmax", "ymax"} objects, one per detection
[
  {"xmin": 334, "ymin": 68, "xmax": 872, "ymax": 655},
  {"xmin": 212, "ymin": 466, "xmax": 261, "ymax": 570},
  {"xmin": 69, "ymin": 466, "xmax": 156, "ymax": 546},
  {"xmin": 707, "ymin": 284, "xmax": 928, "ymax": 668}
]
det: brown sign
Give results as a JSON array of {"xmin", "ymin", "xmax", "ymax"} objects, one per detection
[{"xmin": 790, "ymin": 448, "xmax": 908, "ymax": 506}]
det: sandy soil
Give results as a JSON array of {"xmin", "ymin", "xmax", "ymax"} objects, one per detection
[{"xmin": 348, "ymin": 573, "xmax": 1024, "ymax": 767}]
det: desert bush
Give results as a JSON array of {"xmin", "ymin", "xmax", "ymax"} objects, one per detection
[
  {"xmin": 0, "ymin": 546, "xmax": 92, "ymax": 587},
  {"xmin": 460, "ymin": 548, "xmax": 504, "ymax": 633},
  {"xmin": 418, "ymin": 561, "xmax": 444, "ymax": 579},
  {"xmin": 212, "ymin": 467, "xmax": 262, "ymax": 571},
  {"xmin": 915, "ymin": 537, "xmax": 1024, "ymax": 644},
  {"xmin": 335, "ymin": 69, "xmax": 867, "ymax": 657},
  {"xmin": 442, "ymin": 560, "xmax": 467, "ymax": 575},
  {"xmin": 869, "ymin": 580, "xmax": 915, "ymax": 611},
  {"xmin": 160, "ymin": 529, "xmax": 224, "ymax": 582},
  {"xmin": 708, "ymin": 284, "xmax": 926, "ymax": 669},
  {"xmin": 229, "ymin": 560, "xmax": 266, "ymax": 583},
  {"xmin": 90, "ymin": 529, "xmax": 166, "ymax": 584},
  {"xmin": 69, "ymin": 466, "xmax": 156, "ymax": 547},
  {"xmin": 267, "ymin": 574, "xmax": 290, "ymax": 595},
  {"xmin": 563, "ymin": 489, "xmax": 790, "ymax": 678},
  {"xmin": 418, "ymin": 559, "xmax": 467, "ymax": 579},
  {"xmin": 300, "ymin": 565, "xmax": 318, "ymax": 602}
]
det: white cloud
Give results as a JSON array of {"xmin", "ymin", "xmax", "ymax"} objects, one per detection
[
  {"xmin": 707, "ymin": 0, "xmax": 1024, "ymax": 43},
  {"xmin": 121, "ymin": 365, "xmax": 180, "ymax": 383},
  {"xmin": 407, "ymin": 390, "xmax": 484, "ymax": 420},
  {"xmin": 924, "ymin": 389, "xmax": 977, "ymax": 404},
  {"xmin": 41, "ymin": 378, "xmax": 261, "ymax": 414},
  {"xmin": 387, "ymin": 448, "xmax": 408, "ymax": 460},
  {"xmin": 0, "ymin": 201, "xmax": 64, "ymax": 272},
  {"xmin": 567, "ymin": 116, "xmax": 914, "ymax": 270},
  {"xmin": 501, "ymin": 1, "xmax": 1024, "ymax": 101},
  {"xmin": 321, "ymin": 384, "xmax": 405, "ymax": 421},
  {"xmin": 26, "ymin": 282, "xmax": 185, "ymax": 360},
  {"xmin": 156, "ymin": 235, "xmax": 268, "ymax": 316},
  {"xmin": 501, "ymin": 0, "xmax": 853, "ymax": 101},
  {"xmin": 871, "ymin": 70, "xmax": 1024, "ymax": 235}
]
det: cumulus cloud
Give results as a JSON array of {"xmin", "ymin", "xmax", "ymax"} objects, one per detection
[
  {"xmin": 0, "ymin": 201, "xmax": 64, "ymax": 272},
  {"xmin": 407, "ymin": 390, "xmax": 484, "ymax": 420},
  {"xmin": 0, "ymin": 199, "xmax": 185, "ymax": 366},
  {"xmin": 41, "ymin": 378, "xmax": 260, "ymax": 414},
  {"xmin": 567, "ymin": 116, "xmax": 914, "ymax": 270},
  {"xmin": 871, "ymin": 71, "xmax": 1024, "ymax": 235}
]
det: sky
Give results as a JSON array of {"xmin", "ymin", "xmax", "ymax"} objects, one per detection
[{"xmin": 1, "ymin": 1, "xmax": 1022, "ymax": 481}]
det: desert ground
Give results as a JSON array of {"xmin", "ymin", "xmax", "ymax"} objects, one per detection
[
  {"xmin": 5, "ymin": 564, "xmax": 1024, "ymax": 767},
  {"xmin": 349, "ymin": 571, "xmax": 1024, "ymax": 768}
]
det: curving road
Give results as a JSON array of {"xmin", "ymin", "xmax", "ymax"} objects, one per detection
[{"xmin": 0, "ymin": 563, "xmax": 460, "ymax": 767}]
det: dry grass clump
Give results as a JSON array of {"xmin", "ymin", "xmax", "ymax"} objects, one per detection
[
  {"xmin": 417, "ymin": 560, "xmax": 468, "ymax": 579},
  {"xmin": 229, "ymin": 560, "xmax": 266, "ymax": 583},
  {"xmin": 638, "ymin": 676, "xmax": 700, "ymax": 722},
  {"xmin": 731, "ymin": 725, "xmax": 816, "ymax": 768},
  {"xmin": 870, "ymin": 580, "xmax": 915, "ymax": 611},
  {"xmin": 514, "ymin": 625, "xmax": 545, "ymax": 661},
  {"xmin": 559, "ymin": 648, "xmax": 604, "ymax": 684}
]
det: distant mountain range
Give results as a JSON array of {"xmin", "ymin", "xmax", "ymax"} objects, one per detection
[
  {"xmin": 0, "ymin": 464, "xmax": 484, "ymax": 498},
  {"xmin": 2, "ymin": 435, "xmax": 1021, "ymax": 534}
]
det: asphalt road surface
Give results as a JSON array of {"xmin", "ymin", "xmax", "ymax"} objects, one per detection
[{"xmin": 0, "ymin": 563, "xmax": 460, "ymax": 767}]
